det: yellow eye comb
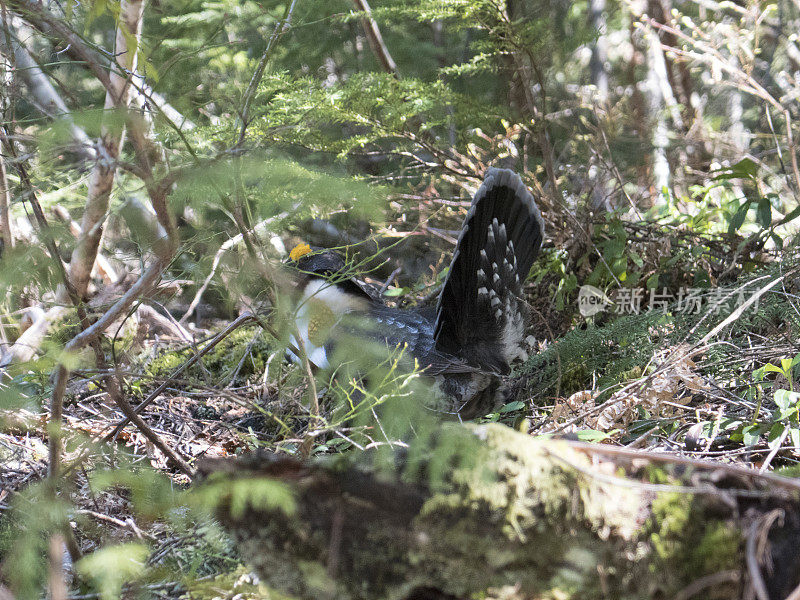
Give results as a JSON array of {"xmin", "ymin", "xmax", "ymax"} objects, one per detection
[{"xmin": 289, "ymin": 242, "xmax": 312, "ymax": 261}]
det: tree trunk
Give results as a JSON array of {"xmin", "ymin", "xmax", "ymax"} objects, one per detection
[
  {"xmin": 0, "ymin": 150, "xmax": 12, "ymax": 251},
  {"xmin": 642, "ymin": 1, "xmax": 689, "ymax": 198},
  {"xmin": 589, "ymin": 0, "xmax": 609, "ymax": 104},
  {"xmin": 66, "ymin": 0, "xmax": 145, "ymax": 299},
  {"xmin": 646, "ymin": 30, "xmax": 671, "ymax": 194},
  {"xmin": 588, "ymin": 0, "xmax": 610, "ymax": 211},
  {"xmin": 199, "ymin": 423, "xmax": 800, "ymax": 600}
]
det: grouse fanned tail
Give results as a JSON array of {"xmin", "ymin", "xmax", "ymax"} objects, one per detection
[{"xmin": 433, "ymin": 168, "xmax": 544, "ymax": 374}]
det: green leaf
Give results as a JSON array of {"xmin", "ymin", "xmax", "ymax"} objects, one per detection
[
  {"xmin": 574, "ymin": 429, "xmax": 616, "ymax": 442},
  {"xmin": 728, "ymin": 202, "xmax": 749, "ymax": 235},
  {"xmin": 791, "ymin": 427, "xmax": 800, "ymax": 450},
  {"xmin": 712, "ymin": 157, "xmax": 758, "ymax": 180},
  {"xmin": 776, "ymin": 203, "xmax": 800, "ymax": 227},
  {"xmin": 499, "ymin": 400, "xmax": 525, "ymax": 413},
  {"xmin": 774, "ymin": 389, "xmax": 800, "ymax": 415},
  {"xmin": 774, "ymin": 389, "xmax": 793, "ymax": 411},
  {"xmin": 768, "ymin": 423, "xmax": 787, "ymax": 450},
  {"xmin": 382, "ymin": 287, "xmax": 409, "ymax": 297},
  {"xmin": 77, "ymin": 543, "xmax": 149, "ymax": 600},
  {"xmin": 764, "ymin": 364, "xmax": 786, "ymax": 374},
  {"xmin": 757, "ymin": 198, "xmax": 772, "ymax": 228},
  {"xmin": 742, "ymin": 424, "xmax": 763, "ymax": 446}
]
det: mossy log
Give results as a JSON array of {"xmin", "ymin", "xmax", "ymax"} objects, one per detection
[{"xmin": 197, "ymin": 424, "xmax": 800, "ymax": 600}]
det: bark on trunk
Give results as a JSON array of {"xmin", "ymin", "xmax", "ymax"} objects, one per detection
[
  {"xmin": 642, "ymin": 23, "xmax": 677, "ymax": 194},
  {"xmin": 589, "ymin": 0, "xmax": 609, "ymax": 104},
  {"xmin": 198, "ymin": 423, "xmax": 800, "ymax": 600},
  {"xmin": 66, "ymin": 0, "xmax": 145, "ymax": 299},
  {"xmin": 589, "ymin": 0, "xmax": 610, "ymax": 211}
]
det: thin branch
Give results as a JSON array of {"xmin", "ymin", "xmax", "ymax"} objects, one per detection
[
  {"xmin": 3, "ymin": 0, "xmax": 113, "ymax": 91},
  {"xmin": 0, "ymin": 16, "xmax": 96, "ymax": 159},
  {"xmin": 352, "ymin": 0, "xmax": 399, "ymax": 77},
  {"xmin": 238, "ymin": 0, "xmax": 299, "ymax": 145},
  {"xmin": 180, "ymin": 211, "xmax": 289, "ymax": 323}
]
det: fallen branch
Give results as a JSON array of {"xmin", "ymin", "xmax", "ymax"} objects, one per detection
[{"xmin": 199, "ymin": 423, "xmax": 800, "ymax": 600}]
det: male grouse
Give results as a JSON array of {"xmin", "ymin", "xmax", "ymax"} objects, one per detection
[{"xmin": 290, "ymin": 168, "xmax": 544, "ymax": 418}]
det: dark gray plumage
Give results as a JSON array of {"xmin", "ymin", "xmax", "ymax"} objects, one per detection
[{"xmin": 292, "ymin": 168, "xmax": 544, "ymax": 418}]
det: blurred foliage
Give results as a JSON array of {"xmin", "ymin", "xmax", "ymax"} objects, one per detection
[{"xmin": 4, "ymin": 0, "xmax": 800, "ymax": 597}]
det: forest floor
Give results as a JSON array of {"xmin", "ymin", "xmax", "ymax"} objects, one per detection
[{"xmin": 2, "ymin": 217, "xmax": 800, "ymax": 599}]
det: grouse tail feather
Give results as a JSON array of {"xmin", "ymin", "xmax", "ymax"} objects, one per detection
[{"xmin": 433, "ymin": 168, "xmax": 544, "ymax": 373}]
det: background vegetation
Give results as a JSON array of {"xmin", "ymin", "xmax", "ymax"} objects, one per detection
[{"xmin": 1, "ymin": 0, "xmax": 800, "ymax": 598}]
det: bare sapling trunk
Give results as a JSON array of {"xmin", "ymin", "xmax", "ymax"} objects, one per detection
[
  {"xmin": 66, "ymin": 0, "xmax": 145, "ymax": 300},
  {"xmin": 353, "ymin": 0, "xmax": 398, "ymax": 77}
]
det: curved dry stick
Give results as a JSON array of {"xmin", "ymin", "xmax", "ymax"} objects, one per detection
[{"xmin": 745, "ymin": 511, "xmax": 781, "ymax": 600}]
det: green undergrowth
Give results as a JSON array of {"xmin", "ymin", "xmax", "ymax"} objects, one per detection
[
  {"xmin": 522, "ymin": 310, "xmax": 678, "ymax": 401},
  {"xmin": 521, "ymin": 259, "xmax": 800, "ymax": 404}
]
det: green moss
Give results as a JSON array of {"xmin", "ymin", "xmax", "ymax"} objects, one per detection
[
  {"xmin": 776, "ymin": 464, "xmax": 800, "ymax": 478},
  {"xmin": 649, "ymin": 492, "xmax": 691, "ymax": 564},
  {"xmin": 694, "ymin": 522, "xmax": 741, "ymax": 573},
  {"xmin": 412, "ymin": 424, "xmax": 647, "ymax": 598},
  {"xmin": 146, "ymin": 348, "xmax": 192, "ymax": 379},
  {"xmin": 202, "ymin": 326, "xmax": 273, "ymax": 377},
  {"xmin": 648, "ymin": 491, "xmax": 740, "ymax": 591},
  {"xmin": 211, "ymin": 423, "xmax": 752, "ymax": 599},
  {"xmin": 144, "ymin": 326, "xmax": 275, "ymax": 385}
]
